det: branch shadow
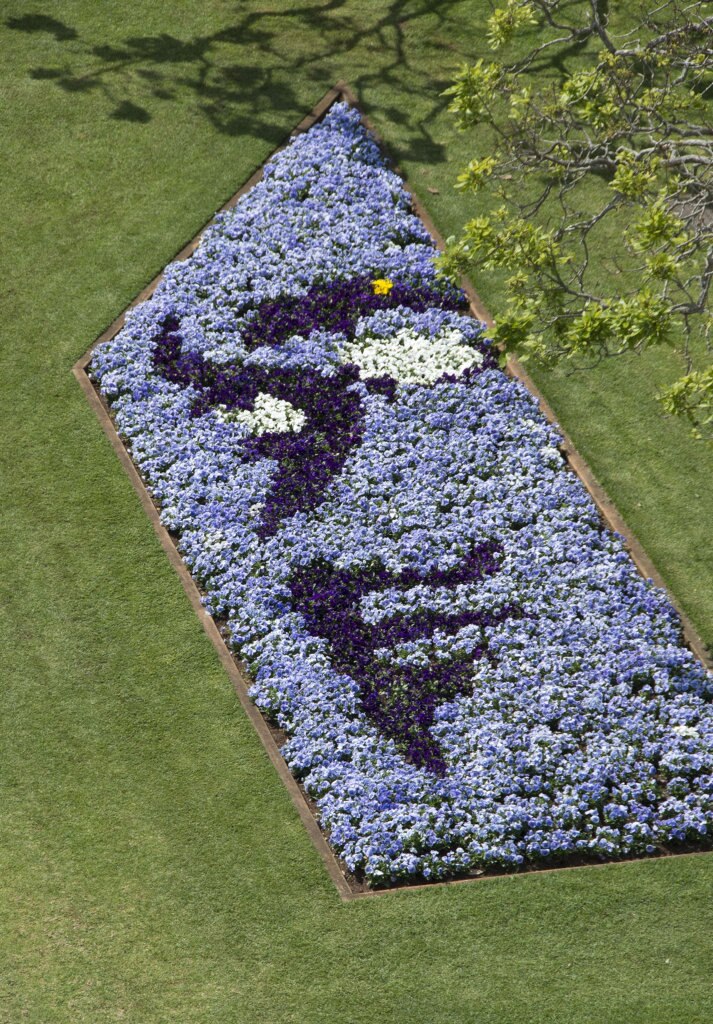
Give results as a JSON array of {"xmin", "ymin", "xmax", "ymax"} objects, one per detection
[
  {"xmin": 8, "ymin": 2, "xmax": 467, "ymax": 162},
  {"xmin": 6, "ymin": 13, "xmax": 77, "ymax": 40}
]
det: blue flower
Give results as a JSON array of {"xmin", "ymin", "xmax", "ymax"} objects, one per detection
[{"xmin": 90, "ymin": 103, "xmax": 713, "ymax": 886}]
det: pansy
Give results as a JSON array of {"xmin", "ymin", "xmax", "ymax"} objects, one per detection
[
  {"xmin": 90, "ymin": 103, "xmax": 713, "ymax": 886},
  {"xmin": 372, "ymin": 277, "xmax": 394, "ymax": 295}
]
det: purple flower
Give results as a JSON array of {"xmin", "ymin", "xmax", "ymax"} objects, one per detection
[{"xmin": 89, "ymin": 102, "xmax": 713, "ymax": 887}]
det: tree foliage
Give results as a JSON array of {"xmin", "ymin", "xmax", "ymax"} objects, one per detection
[{"xmin": 441, "ymin": 0, "xmax": 713, "ymax": 439}]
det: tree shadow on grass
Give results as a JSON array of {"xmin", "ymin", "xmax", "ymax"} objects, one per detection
[
  {"xmin": 7, "ymin": 2, "xmax": 468, "ymax": 162},
  {"xmin": 6, "ymin": 13, "xmax": 77, "ymax": 40}
]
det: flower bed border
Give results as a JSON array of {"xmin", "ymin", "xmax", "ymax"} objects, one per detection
[{"xmin": 73, "ymin": 82, "xmax": 713, "ymax": 900}]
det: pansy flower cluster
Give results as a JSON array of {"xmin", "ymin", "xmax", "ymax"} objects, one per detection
[{"xmin": 90, "ymin": 103, "xmax": 713, "ymax": 886}]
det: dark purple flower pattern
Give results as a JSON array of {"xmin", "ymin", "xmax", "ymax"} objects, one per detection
[{"xmin": 289, "ymin": 543, "xmax": 521, "ymax": 774}]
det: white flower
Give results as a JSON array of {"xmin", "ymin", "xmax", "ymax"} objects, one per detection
[
  {"xmin": 339, "ymin": 326, "xmax": 483, "ymax": 383},
  {"xmin": 540, "ymin": 445, "xmax": 562, "ymax": 465},
  {"xmin": 203, "ymin": 530, "xmax": 227, "ymax": 551},
  {"xmin": 673, "ymin": 724, "xmax": 699, "ymax": 739},
  {"xmin": 216, "ymin": 392, "xmax": 306, "ymax": 434}
]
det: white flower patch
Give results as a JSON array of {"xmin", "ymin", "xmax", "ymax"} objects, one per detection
[
  {"xmin": 215, "ymin": 392, "xmax": 306, "ymax": 434},
  {"xmin": 673, "ymin": 724, "xmax": 700, "ymax": 739},
  {"xmin": 339, "ymin": 325, "xmax": 483, "ymax": 384}
]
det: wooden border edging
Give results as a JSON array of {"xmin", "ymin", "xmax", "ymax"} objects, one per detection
[{"xmin": 74, "ymin": 83, "xmax": 713, "ymax": 903}]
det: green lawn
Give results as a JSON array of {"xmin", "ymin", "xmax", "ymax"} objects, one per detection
[{"xmin": 2, "ymin": 3, "xmax": 712, "ymax": 1022}]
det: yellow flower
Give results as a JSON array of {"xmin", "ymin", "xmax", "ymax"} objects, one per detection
[{"xmin": 372, "ymin": 277, "xmax": 394, "ymax": 296}]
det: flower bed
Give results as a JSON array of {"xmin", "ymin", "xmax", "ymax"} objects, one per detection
[{"xmin": 90, "ymin": 102, "xmax": 713, "ymax": 886}]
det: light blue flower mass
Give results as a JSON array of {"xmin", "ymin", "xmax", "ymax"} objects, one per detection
[{"xmin": 90, "ymin": 103, "xmax": 713, "ymax": 885}]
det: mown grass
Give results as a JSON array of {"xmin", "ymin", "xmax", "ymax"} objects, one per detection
[{"xmin": 1, "ymin": 3, "xmax": 712, "ymax": 1022}]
